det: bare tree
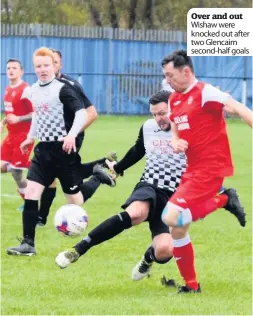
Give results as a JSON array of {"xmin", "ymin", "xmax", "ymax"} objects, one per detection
[
  {"xmin": 128, "ymin": 0, "xmax": 138, "ymax": 29},
  {"xmin": 2, "ymin": 0, "xmax": 11, "ymax": 23},
  {"xmin": 88, "ymin": 0, "xmax": 102, "ymax": 26},
  {"xmin": 143, "ymin": 0, "xmax": 153, "ymax": 29},
  {"xmin": 108, "ymin": 0, "xmax": 119, "ymax": 28}
]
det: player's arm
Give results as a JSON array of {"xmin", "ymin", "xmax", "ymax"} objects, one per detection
[
  {"xmin": 18, "ymin": 113, "xmax": 33, "ymax": 122},
  {"xmin": 7, "ymin": 87, "xmax": 33, "ymax": 124},
  {"xmin": 0, "ymin": 116, "xmax": 7, "ymax": 133},
  {"xmin": 74, "ymin": 82, "xmax": 98, "ymax": 130},
  {"xmin": 224, "ymin": 97, "xmax": 252, "ymax": 128},
  {"xmin": 19, "ymin": 86, "xmax": 33, "ymax": 122},
  {"xmin": 170, "ymin": 121, "xmax": 188, "ymax": 153},
  {"xmin": 27, "ymin": 113, "xmax": 37, "ymax": 140},
  {"xmin": 202, "ymin": 84, "xmax": 252, "ymax": 128},
  {"xmin": 168, "ymin": 97, "xmax": 188, "ymax": 153},
  {"xmin": 83, "ymin": 105, "xmax": 98, "ymax": 130},
  {"xmin": 1, "ymin": 116, "xmax": 7, "ymax": 124},
  {"xmin": 6, "ymin": 112, "xmax": 33, "ymax": 124},
  {"xmin": 20, "ymin": 113, "xmax": 37, "ymax": 153},
  {"xmin": 112, "ymin": 125, "xmax": 145, "ymax": 175},
  {"xmin": 170, "ymin": 121, "xmax": 179, "ymax": 142},
  {"xmin": 59, "ymin": 84, "xmax": 88, "ymax": 153}
]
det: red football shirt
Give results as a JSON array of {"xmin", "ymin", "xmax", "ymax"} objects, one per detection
[
  {"xmin": 169, "ymin": 81, "xmax": 234, "ymax": 177},
  {"xmin": 4, "ymin": 81, "xmax": 33, "ymax": 134}
]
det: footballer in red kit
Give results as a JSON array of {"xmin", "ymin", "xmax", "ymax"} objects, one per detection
[
  {"xmin": 1, "ymin": 59, "xmax": 34, "ymax": 201},
  {"xmin": 160, "ymin": 50, "xmax": 252, "ymax": 294},
  {"xmin": 168, "ymin": 81, "xmax": 234, "ymax": 209}
]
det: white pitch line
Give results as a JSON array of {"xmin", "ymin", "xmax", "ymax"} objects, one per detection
[{"xmin": 1, "ymin": 194, "xmax": 20, "ymax": 199}]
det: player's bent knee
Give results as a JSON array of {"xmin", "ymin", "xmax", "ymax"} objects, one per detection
[
  {"xmin": 155, "ymin": 243, "xmax": 173, "ymax": 259},
  {"xmin": 65, "ymin": 191, "xmax": 84, "ymax": 206},
  {"xmin": 162, "ymin": 202, "xmax": 192, "ymax": 227},
  {"xmin": 1, "ymin": 162, "xmax": 8, "ymax": 173},
  {"xmin": 126, "ymin": 201, "xmax": 149, "ymax": 225},
  {"xmin": 25, "ymin": 182, "xmax": 44, "ymax": 200},
  {"xmin": 161, "ymin": 208, "xmax": 179, "ymax": 227}
]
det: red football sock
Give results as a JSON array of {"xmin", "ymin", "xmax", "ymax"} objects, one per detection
[
  {"xmin": 173, "ymin": 238, "xmax": 198, "ymax": 290},
  {"xmin": 214, "ymin": 193, "xmax": 228, "ymax": 208}
]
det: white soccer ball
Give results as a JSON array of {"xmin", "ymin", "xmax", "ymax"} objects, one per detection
[{"xmin": 54, "ymin": 204, "xmax": 88, "ymax": 237}]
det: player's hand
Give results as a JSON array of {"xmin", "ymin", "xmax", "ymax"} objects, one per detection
[
  {"xmin": 6, "ymin": 114, "xmax": 19, "ymax": 124},
  {"xmin": 20, "ymin": 138, "xmax": 34, "ymax": 154},
  {"xmin": 60, "ymin": 135, "xmax": 76, "ymax": 154},
  {"xmin": 0, "ymin": 121, "xmax": 4, "ymax": 133},
  {"xmin": 171, "ymin": 138, "xmax": 188, "ymax": 153}
]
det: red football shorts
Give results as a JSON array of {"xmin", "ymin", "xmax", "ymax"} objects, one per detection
[
  {"xmin": 169, "ymin": 172, "xmax": 224, "ymax": 210},
  {"xmin": 1, "ymin": 133, "xmax": 34, "ymax": 169}
]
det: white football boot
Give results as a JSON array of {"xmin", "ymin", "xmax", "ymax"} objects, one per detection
[
  {"xmin": 55, "ymin": 249, "xmax": 80, "ymax": 269},
  {"xmin": 132, "ymin": 256, "xmax": 153, "ymax": 281}
]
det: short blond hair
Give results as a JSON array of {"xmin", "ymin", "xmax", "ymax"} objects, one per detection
[{"xmin": 33, "ymin": 47, "xmax": 54, "ymax": 63}]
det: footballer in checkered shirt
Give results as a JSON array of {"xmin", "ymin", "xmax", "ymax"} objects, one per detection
[
  {"xmin": 55, "ymin": 90, "xmax": 243, "ymax": 280},
  {"xmin": 6, "ymin": 47, "xmax": 113, "ymax": 256}
]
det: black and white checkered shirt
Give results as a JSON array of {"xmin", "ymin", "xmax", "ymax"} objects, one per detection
[
  {"xmin": 29, "ymin": 78, "xmax": 84, "ymax": 142},
  {"xmin": 114, "ymin": 119, "xmax": 187, "ymax": 194}
]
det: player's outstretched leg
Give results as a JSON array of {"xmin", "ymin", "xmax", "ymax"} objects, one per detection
[
  {"xmin": 93, "ymin": 164, "xmax": 116, "ymax": 187},
  {"xmin": 56, "ymin": 211, "xmax": 132, "ymax": 268},
  {"xmin": 223, "ymin": 188, "xmax": 246, "ymax": 227},
  {"xmin": 80, "ymin": 151, "xmax": 118, "ymax": 179}
]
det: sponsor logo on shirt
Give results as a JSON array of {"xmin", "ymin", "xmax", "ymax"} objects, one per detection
[
  {"xmin": 148, "ymin": 138, "xmax": 174, "ymax": 155},
  {"xmin": 174, "ymin": 115, "xmax": 190, "ymax": 131},
  {"xmin": 36, "ymin": 103, "xmax": 49, "ymax": 112}
]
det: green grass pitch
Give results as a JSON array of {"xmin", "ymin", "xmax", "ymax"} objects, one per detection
[{"xmin": 1, "ymin": 116, "xmax": 252, "ymax": 315}]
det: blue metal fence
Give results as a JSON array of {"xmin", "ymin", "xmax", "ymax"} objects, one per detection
[{"xmin": 1, "ymin": 30, "xmax": 252, "ymax": 113}]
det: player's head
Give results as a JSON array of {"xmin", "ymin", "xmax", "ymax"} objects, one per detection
[
  {"xmin": 162, "ymin": 50, "xmax": 195, "ymax": 93},
  {"xmin": 149, "ymin": 90, "xmax": 171, "ymax": 131},
  {"xmin": 50, "ymin": 48, "xmax": 63, "ymax": 78},
  {"xmin": 33, "ymin": 47, "xmax": 55, "ymax": 82},
  {"xmin": 6, "ymin": 59, "xmax": 24, "ymax": 84}
]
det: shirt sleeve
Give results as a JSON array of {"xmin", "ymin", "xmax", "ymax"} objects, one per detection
[
  {"xmin": 168, "ymin": 98, "xmax": 174, "ymax": 122},
  {"xmin": 21, "ymin": 86, "xmax": 34, "ymax": 113},
  {"xmin": 113, "ymin": 125, "xmax": 145, "ymax": 174},
  {"xmin": 27, "ymin": 113, "xmax": 37, "ymax": 139},
  {"xmin": 202, "ymin": 84, "xmax": 230, "ymax": 112},
  {"xmin": 59, "ymin": 83, "xmax": 84, "ymax": 113},
  {"xmin": 74, "ymin": 81, "xmax": 93, "ymax": 109}
]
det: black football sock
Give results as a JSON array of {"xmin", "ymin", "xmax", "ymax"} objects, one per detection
[
  {"xmin": 81, "ymin": 158, "xmax": 106, "ymax": 179},
  {"xmin": 80, "ymin": 176, "xmax": 101, "ymax": 202},
  {"xmin": 38, "ymin": 187, "xmax": 56, "ymax": 222},
  {"xmin": 74, "ymin": 211, "xmax": 132, "ymax": 256},
  {"xmin": 22, "ymin": 199, "xmax": 39, "ymax": 245},
  {"xmin": 144, "ymin": 246, "xmax": 173, "ymax": 264}
]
